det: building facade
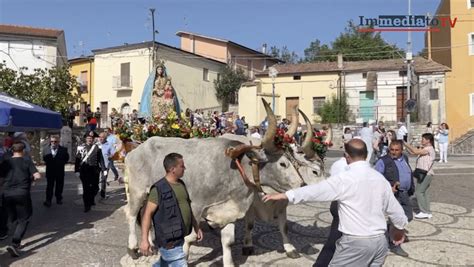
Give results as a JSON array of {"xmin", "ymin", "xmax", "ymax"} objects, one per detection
[
  {"xmin": 176, "ymin": 31, "xmax": 281, "ymax": 79},
  {"xmin": 240, "ymin": 57, "xmax": 449, "ymax": 127},
  {"xmin": 92, "ymin": 41, "xmax": 225, "ymax": 126},
  {"xmin": 427, "ymin": 0, "xmax": 474, "ymax": 140},
  {"xmin": 0, "ymin": 24, "xmax": 67, "ymax": 74},
  {"xmin": 69, "ymin": 56, "xmax": 94, "ymax": 126}
]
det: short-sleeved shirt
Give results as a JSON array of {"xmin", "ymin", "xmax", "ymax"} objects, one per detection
[
  {"xmin": 148, "ymin": 181, "xmax": 192, "ymax": 234},
  {"xmin": 416, "ymin": 146, "xmax": 436, "ymax": 175},
  {"xmin": 1, "ymin": 157, "xmax": 38, "ymax": 196}
]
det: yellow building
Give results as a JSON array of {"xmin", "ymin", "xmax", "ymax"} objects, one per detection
[
  {"xmin": 69, "ymin": 56, "xmax": 94, "ymax": 126},
  {"xmin": 428, "ymin": 0, "xmax": 474, "ymax": 140},
  {"xmin": 239, "ymin": 64, "xmax": 339, "ymax": 126}
]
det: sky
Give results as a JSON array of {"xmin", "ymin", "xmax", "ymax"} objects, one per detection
[{"xmin": 0, "ymin": 0, "xmax": 442, "ymax": 60}]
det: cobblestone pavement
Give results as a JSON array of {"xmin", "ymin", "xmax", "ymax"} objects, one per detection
[{"xmin": 0, "ymin": 154, "xmax": 473, "ymax": 266}]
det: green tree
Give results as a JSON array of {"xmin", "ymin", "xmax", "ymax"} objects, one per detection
[
  {"xmin": 318, "ymin": 92, "xmax": 351, "ymax": 123},
  {"xmin": 303, "ymin": 21, "xmax": 405, "ymax": 62},
  {"xmin": 268, "ymin": 45, "xmax": 299, "ymax": 64},
  {"xmin": 214, "ymin": 66, "xmax": 247, "ymax": 111},
  {"xmin": 0, "ymin": 62, "xmax": 81, "ymax": 117}
]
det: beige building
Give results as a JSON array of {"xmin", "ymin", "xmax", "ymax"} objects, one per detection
[
  {"xmin": 176, "ymin": 31, "xmax": 281, "ymax": 79},
  {"xmin": 427, "ymin": 0, "xmax": 474, "ymax": 140},
  {"xmin": 92, "ymin": 41, "xmax": 225, "ymax": 126},
  {"xmin": 239, "ymin": 64, "xmax": 339, "ymax": 126},
  {"xmin": 69, "ymin": 56, "xmax": 94, "ymax": 126}
]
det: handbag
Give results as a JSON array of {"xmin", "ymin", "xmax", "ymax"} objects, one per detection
[{"xmin": 413, "ymin": 158, "xmax": 434, "ymax": 183}]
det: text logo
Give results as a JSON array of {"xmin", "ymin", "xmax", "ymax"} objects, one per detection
[{"xmin": 358, "ymin": 15, "xmax": 457, "ymax": 32}]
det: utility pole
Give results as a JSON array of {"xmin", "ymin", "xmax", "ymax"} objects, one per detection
[
  {"xmin": 150, "ymin": 8, "xmax": 156, "ymax": 69},
  {"xmin": 406, "ymin": 0, "xmax": 412, "ymax": 142}
]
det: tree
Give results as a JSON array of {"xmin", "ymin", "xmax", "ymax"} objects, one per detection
[
  {"xmin": 214, "ymin": 66, "xmax": 247, "ymax": 111},
  {"xmin": 268, "ymin": 45, "xmax": 299, "ymax": 64},
  {"xmin": 318, "ymin": 92, "xmax": 351, "ymax": 123},
  {"xmin": 0, "ymin": 62, "xmax": 81, "ymax": 118},
  {"xmin": 303, "ymin": 21, "xmax": 405, "ymax": 62}
]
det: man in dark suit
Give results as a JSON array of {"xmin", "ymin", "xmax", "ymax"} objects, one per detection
[{"xmin": 43, "ymin": 135, "xmax": 69, "ymax": 207}]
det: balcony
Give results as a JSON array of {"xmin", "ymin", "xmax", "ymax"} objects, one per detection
[{"xmin": 113, "ymin": 75, "xmax": 133, "ymax": 91}]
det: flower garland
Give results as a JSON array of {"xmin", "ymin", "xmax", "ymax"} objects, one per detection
[{"xmin": 310, "ymin": 129, "xmax": 333, "ymax": 160}]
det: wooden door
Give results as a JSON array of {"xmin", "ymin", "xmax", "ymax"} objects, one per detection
[
  {"xmin": 359, "ymin": 91, "xmax": 375, "ymax": 122},
  {"xmin": 396, "ymin": 86, "xmax": 407, "ymax": 121},
  {"xmin": 286, "ymin": 97, "xmax": 299, "ymax": 120}
]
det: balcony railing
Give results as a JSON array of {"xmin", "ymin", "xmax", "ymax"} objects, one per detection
[{"xmin": 112, "ymin": 75, "xmax": 133, "ymax": 91}]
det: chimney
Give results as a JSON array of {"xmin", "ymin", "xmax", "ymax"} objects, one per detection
[
  {"xmin": 262, "ymin": 43, "xmax": 267, "ymax": 54},
  {"xmin": 337, "ymin": 53, "xmax": 343, "ymax": 69}
]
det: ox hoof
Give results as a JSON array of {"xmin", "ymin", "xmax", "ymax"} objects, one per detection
[
  {"xmin": 286, "ymin": 250, "xmax": 300, "ymax": 259},
  {"xmin": 127, "ymin": 248, "xmax": 140, "ymax": 260},
  {"xmin": 242, "ymin": 246, "xmax": 255, "ymax": 256}
]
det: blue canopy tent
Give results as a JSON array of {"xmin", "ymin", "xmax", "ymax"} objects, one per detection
[{"xmin": 0, "ymin": 93, "xmax": 62, "ymax": 132}]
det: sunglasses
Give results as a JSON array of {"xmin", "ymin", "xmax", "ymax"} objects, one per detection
[{"xmin": 51, "ymin": 141, "xmax": 58, "ymax": 143}]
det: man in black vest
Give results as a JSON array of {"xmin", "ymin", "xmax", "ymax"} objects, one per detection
[
  {"xmin": 74, "ymin": 131, "xmax": 106, "ymax": 212},
  {"xmin": 140, "ymin": 153, "xmax": 203, "ymax": 266},
  {"xmin": 375, "ymin": 140, "xmax": 414, "ymax": 257},
  {"xmin": 43, "ymin": 135, "xmax": 69, "ymax": 207}
]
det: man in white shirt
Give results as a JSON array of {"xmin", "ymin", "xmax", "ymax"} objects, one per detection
[
  {"xmin": 397, "ymin": 122, "xmax": 408, "ymax": 142},
  {"xmin": 359, "ymin": 122, "xmax": 374, "ymax": 163},
  {"xmin": 263, "ymin": 139, "xmax": 408, "ymax": 266}
]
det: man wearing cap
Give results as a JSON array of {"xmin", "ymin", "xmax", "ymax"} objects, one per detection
[{"xmin": 74, "ymin": 131, "xmax": 106, "ymax": 212}]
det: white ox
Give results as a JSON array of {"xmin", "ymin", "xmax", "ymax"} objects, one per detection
[{"xmin": 123, "ymin": 100, "xmax": 327, "ymax": 266}]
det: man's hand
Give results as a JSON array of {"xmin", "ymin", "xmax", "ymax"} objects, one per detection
[
  {"xmin": 103, "ymin": 170, "xmax": 108, "ymax": 177},
  {"xmin": 139, "ymin": 239, "xmax": 153, "ymax": 256},
  {"xmin": 392, "ymin": 182, "xmax": 400, "ymax": 193},
  {"xmin": 390, "ymin": 226, "xmax": 406, "ymax": 246},
  {"xmin": 262, "ymin": 193, "xmax": 288, "ymax": 203},
  {"xmin": 196, "ymin": 228, "xmax": 204, "ymax": 242},
  {"xmin": 75, "ymin": 172, "xmax": 80, "ymax": 178}
]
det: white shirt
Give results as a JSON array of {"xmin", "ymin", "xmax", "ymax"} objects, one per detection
[
  {"xmin": 330, "ymin": 157, "xmax": 348, "ymax": 176},
  {"xmin": 397, "ymin": 125, "xmax": 408, "ymax": 140},
  {"xmin": 250, "ymin": 132, "xmax": 261, "ymax": 139},
  {"xmin": 286, "ymin": 161, "xmax": 408, "ymax": 236},
  {"xmin": 359, "ymin": 127, "xmax": 374, "ymax": 151}
]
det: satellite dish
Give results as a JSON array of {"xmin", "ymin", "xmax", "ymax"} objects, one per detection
[{"xmin": 404, "ymin": 99, "xmax": 417, "ymax": 112}]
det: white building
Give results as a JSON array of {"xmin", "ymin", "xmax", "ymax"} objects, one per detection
[
  {"xmin": 0, "ymin": 24, "xmax": 67, "ymax": 73},
  {"xmin": 92, "ymin": 41, "xmax": 225, "ymax": 125}
]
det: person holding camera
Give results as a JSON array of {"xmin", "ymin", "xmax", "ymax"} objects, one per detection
[
  {"xmin": 404, "ymin": 133, "xmax": 436, "ymax": 219},
  {"xmin": 374, "ymin": 140, "xmax": 414, "ymax": 257}
]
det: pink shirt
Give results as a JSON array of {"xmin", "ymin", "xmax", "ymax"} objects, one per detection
[{"xmin": 416, "ymin": 146, "xmax": 435, "ymax": 175}]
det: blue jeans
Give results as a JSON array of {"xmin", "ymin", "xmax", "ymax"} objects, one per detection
[{"xmin": 152, "ymin": 243, "xmax": 187, "ymax": 267}]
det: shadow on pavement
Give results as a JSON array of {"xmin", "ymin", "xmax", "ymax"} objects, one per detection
[{"xmin": 0, "ymin": 171, "xmax": 126, "ymax": 266}]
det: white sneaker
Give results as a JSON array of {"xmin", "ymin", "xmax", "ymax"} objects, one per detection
[
  {"xmin": 438, "ymin": 160, "xmax": 443, "ymax": 163},
  {"xmin": 415, "ymin": 212, "xmax": 432, "ymax": 219}
]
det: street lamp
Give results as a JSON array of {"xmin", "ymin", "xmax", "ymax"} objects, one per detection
[{"xmin": 268, "ymin": 66, "xmax": 278, "ymax": 112}]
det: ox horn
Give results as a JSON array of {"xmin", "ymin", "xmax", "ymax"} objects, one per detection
[
  {"xmin": 261, "ymin": 98, "xmax": 278, "ymax": 152},
  {"xmin": 285, "ymin": 104, "xmax": 298, "ymax": 138},
  {"xmin": 324, "ymin": 123, "xmax": 333, "ymax": 144},
  {"xmin": 225, "ymin": 144, "xmax": 260, "ymax": 159},
  {"xmin": 298, "ymin": 109, "xmax": 317, "ymax": 160}
]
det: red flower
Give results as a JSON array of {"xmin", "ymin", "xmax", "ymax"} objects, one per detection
[
  {"xmin": 322, "ymin": 132, "xmax": 326, "ymax": 136},
  {"xmin": 315, "ymin": 139, "xmax": 321, "ymax": 144}
]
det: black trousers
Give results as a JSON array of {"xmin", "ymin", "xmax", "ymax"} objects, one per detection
[
  {"xmin": 0, "ymin": 196, "xmax": 8, "ymax": 235},
  {"xmin": 46, "ymin": 174, "xmax": 65, "ymax": 202},
  {"xmin": 314, "ymin": 201, "xmax": 342, "ymax": 267},
  {"xmin": 4, "ymin": 193, "xmax": 32, "ymax": 246},
  {"xmin": 80, "ymin": 166, "xmax": 100, "ymax": 209},
  {"xmin": 386, "ymin": 191, "xmax": 412, "ymax": 246}
]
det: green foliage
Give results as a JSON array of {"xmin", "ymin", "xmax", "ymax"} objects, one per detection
[
  {"xmin": 214, "ymin": 66, "xmax": 247, "ymax": 111},
  {"xmin": 319, "ymin": 92, "xmax": 351, "ymax": 123},
  {"xmin": 268, "ymin": 45, "xmax": 299, "ymax": 64},
  {"xmin": 0, "ymin": 62, "xmax": 81, "ymax": 117},
  {"xmin": 303, "ymin": 21, "xmax": 405, "ymax": 62}
]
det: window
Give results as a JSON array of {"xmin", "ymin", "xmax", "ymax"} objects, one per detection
[
  {"xmin": 362, "ymin": 72, "xmax": 367, "ymax": 78},
  {"xmin": 430, "ymin": 89, "xmax": 439, "ymax": 100},
  {"xmin": 468, "ymin": 0, "xmax": 474, "ymax": 9},
  {"xmin": 293, "ymin": 75, "xmax": 301, "ymax": 80},
  {"xmin": 399, "ymin": 71, "xmax": 407, "ymax": 77},
  {"xmin": 470, "ymin": 93, "xmax": 474, "ymax": 116},
  {"xmin": 121, "ymin": 62, "xmax": 130, "ymax": 87},
  {"xmin": 203, "ymin": 68, "xmax": 209, "ymax": 81},
  {"xmin": 313, "ymin": 97, "xmax": 326, "ymax": 114},
  {"xmin": 79, "ymin": 71, "xmax": 88, "ymax": 93},
  {"xmin": 469, "ymin": 33, "xmax": 474, "ymax": 56}
]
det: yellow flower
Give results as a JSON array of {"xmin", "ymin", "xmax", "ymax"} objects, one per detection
[{"xmin": 171, "ymin": 123, "xmax": 180, "ymax": 129}]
